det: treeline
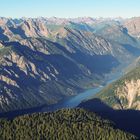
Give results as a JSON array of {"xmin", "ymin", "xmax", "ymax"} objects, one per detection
[{"xmin": 0, "ymin": 108, "xmax": 136, "ymax": 140}]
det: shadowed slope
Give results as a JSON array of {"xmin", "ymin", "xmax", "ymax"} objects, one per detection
[{"xmin": 79, "ymin": 98, "xmax": 140, "ymax": 138}]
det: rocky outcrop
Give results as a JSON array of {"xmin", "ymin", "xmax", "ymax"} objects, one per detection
[
  {"xmin": 89, "ymin": 66, "xmax": 140, "ymax": 110},
  {"xmin": 124, "ymin": 17, "xmax": 140, "ymax": 38},
  {"xmin": 115, "ymin": 79, "xmax": 140, "ymax": 109}
]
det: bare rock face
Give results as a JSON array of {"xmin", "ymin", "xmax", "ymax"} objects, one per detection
[
  {"xmin": 20, "ymin": 20, "xmax": 50, "ymax": 38},
  {"xmin": 0, "ymin": 42, "xmax": 3, "ymax": 48},
  {"xmin": 124, "ymin": 17, "xmax": 140, "ymax": 38},
  {"xmin": 115, "ymin": 79, "xmax": 140, "ymax": 110},
  {"xmin": 91, "ymin": 65, "xmax": 140, "ymax": 110},
  {"xmin": 0, "ymin": 18, "xmax": 9, "ymax": 26},
  {"xmin": 80, "ymin": 72, "xmax": 140, "ymax": 111}
]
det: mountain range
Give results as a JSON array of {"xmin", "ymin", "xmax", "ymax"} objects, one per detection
[{"xmin": 1, "ymin": 17, "xmax": 140, "ymax": 113}]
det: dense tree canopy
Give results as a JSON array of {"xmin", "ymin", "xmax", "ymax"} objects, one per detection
[{"xmin": 0, "ymin": 108, "xmax": 136, "ymax": 140}]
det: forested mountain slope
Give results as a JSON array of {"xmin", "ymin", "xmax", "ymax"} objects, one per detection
[{"xmin": 0, "ymin": 108, "xmax": 136, "ymax": 140}]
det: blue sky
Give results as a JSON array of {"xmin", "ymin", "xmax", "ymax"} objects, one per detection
[{"xmin": 0, "ymin": 0, "xmax": 140, "ymax": 18}]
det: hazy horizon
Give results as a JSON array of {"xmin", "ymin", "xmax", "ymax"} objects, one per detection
[{"xmin": 0, "ymin": 16, "xmax": 139, "ymax": 19}]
